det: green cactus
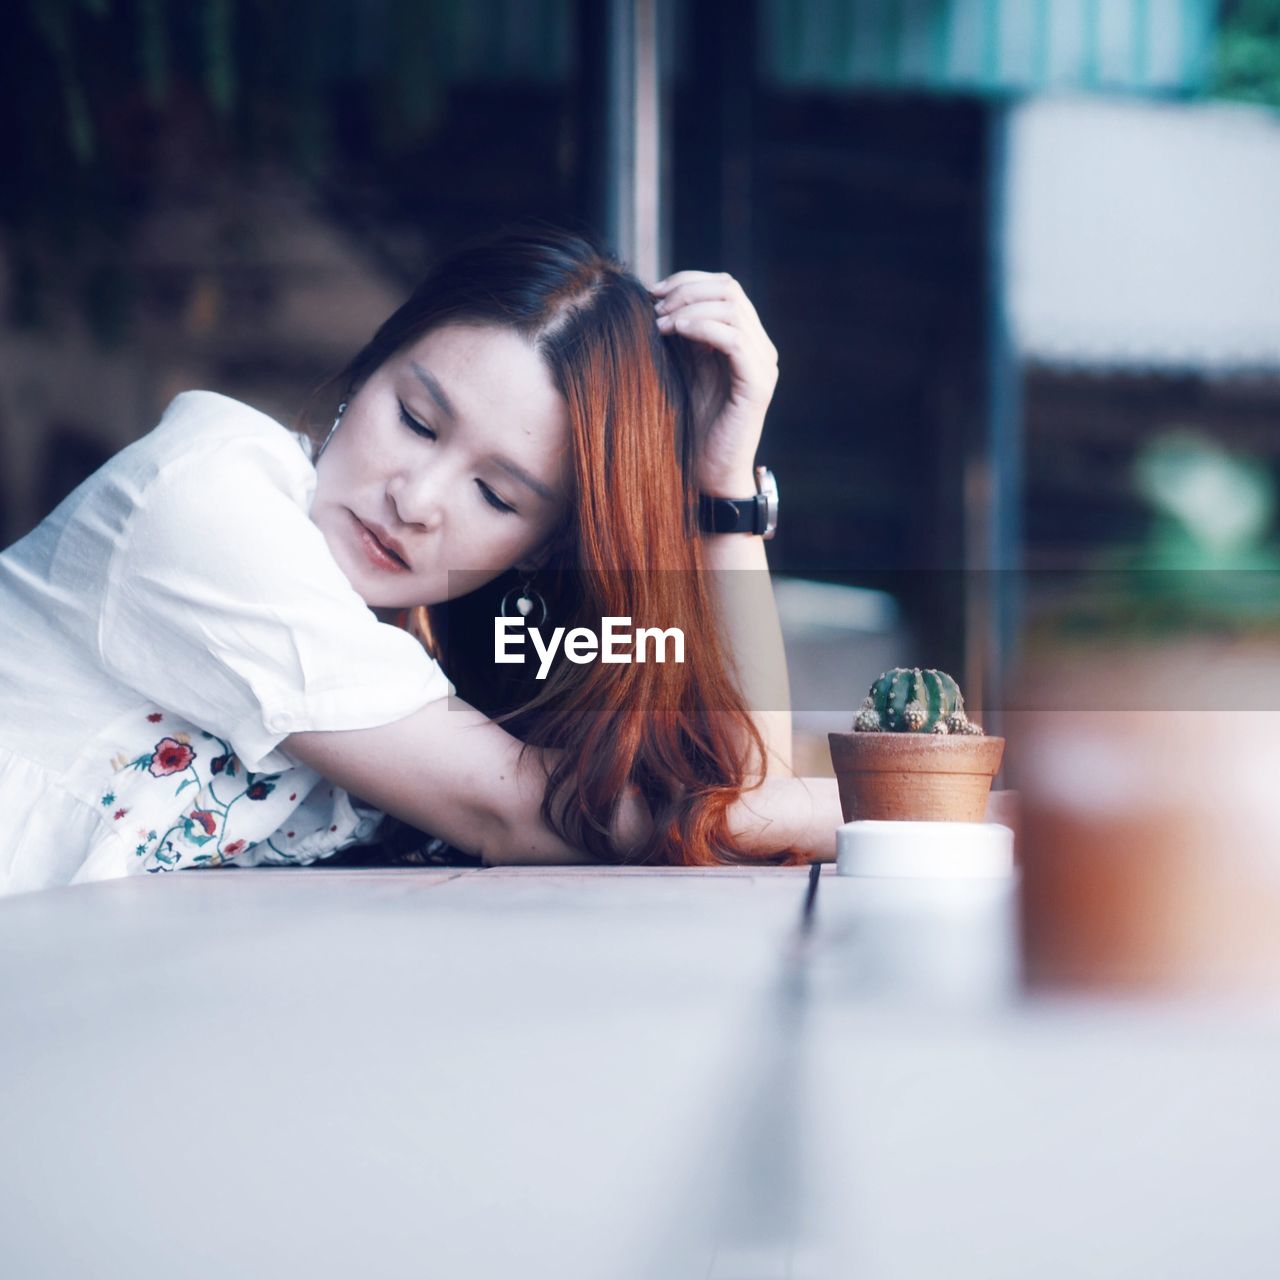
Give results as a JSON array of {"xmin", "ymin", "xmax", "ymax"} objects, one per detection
[{"xmin": 853, "ymin": 667, "xmax": 983, "ymax": 735}]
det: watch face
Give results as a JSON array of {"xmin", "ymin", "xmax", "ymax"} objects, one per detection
[{"xmin": 755, "ymin": 466, "xmax": 779, "ymax": 538}]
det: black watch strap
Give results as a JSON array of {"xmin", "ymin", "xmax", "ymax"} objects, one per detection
[
  {"xmin": 698, "ymin": 465, "xmax": 778, "ymax": 539},
  {"xmin": 699, "ymin": 493, "xmax": 767, "ymax": 535}
]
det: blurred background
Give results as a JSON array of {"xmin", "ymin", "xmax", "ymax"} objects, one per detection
[{"xmin": 2, "ymin": 0, "xmax": 1278, "ymax": 772}]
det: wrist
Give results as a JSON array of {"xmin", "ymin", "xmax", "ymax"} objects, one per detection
[
  {"xmin": 697, "ymin": 466, "xmax": 758, "ymax": 497},
  {"xmin": 698, "ymin": 465, "xmax": 778, "ymax": 540}
]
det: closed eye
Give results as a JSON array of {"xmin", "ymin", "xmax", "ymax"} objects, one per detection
[
  {"xmin": 478, "ymin": 482, "xmax": 516, "ymax": 515},
  {"xmin": 398, "ymin": 400, "xmax": 437, "ymax": 439},
  {"xmin": 400, "ymin": 399, "xmax": 515, "ymax": 513}
]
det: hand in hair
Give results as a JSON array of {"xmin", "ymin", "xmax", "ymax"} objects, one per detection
[{"xmin": 650, "ymin": 270, "xmax": 779, "ymax": 493}]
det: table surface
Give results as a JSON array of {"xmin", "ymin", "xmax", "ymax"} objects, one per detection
[{"xmin": 4, "ymin": 864, "xmax": 1280, "ymax": 1280}]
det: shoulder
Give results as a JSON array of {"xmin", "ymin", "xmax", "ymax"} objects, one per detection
[
  {"xmin": 109, "ymin": 392, "xmax": 337, "ymax": 591},
  {"xmin": 124, "ymin": 391, "xmax": 318, "ymax": 526},
  {"xmin": 153, "ymin": 390, "xmax": 311, "ymax": 454},
  {"xmin": 148, "ymin": 391, "xmax": 315, "ymax": 489},
  {"xmin": 99, "ymin": 393, "xmax": 449, "ymax": 755}
]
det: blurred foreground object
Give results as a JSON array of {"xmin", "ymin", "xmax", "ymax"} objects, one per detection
[{"xmin": 1016, "ymin": 431, "xmax": 1280, "ymax": 991}]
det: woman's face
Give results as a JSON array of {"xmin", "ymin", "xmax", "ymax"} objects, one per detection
[{"xmin": 311, "ymin": 323, "xmax": 574, "ymax": 609}]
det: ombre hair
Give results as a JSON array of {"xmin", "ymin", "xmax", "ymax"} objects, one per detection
[{"xmin": 313, "ymin": 227, "xmax": 794, "ymax": 866}]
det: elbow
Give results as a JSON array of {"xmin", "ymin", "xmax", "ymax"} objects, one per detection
[
  {"xmin": 472, "ymin": 803, "xmax": 514, "ymax": 867},
  {"xmin": 472, "ymin": 799, "xmax": 596, "ymax": 868}
]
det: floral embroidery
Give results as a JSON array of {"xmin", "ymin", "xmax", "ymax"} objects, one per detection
[
  {"xmin": 210, "ymin": 752, "xmax": 237, "ymax": 777},
  {"xmin": 187, "ymin": 809, "xmax": 217, "ymax": 837},
  {"xmin": 101, "ymin": 714, "xmax": 346, "ymax": 876},
  {"xmin": 148, "ymin": 738, "xmax": 196, "ymax": 777},
  {"xmin": 137, "ymin": 730, "xmax": 286, "ymax": 871}
]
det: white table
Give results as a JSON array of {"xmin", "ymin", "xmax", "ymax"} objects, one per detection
[{"xmin": 3, "ymin": 865, "xmax": 1279, "ymax": 1279}]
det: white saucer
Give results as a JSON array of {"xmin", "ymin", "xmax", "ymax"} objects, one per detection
[{"xmin": 836, "ymin": 819, "xmax": 1015, "ymax": 879}]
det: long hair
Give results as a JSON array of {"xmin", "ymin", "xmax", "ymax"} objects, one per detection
[{"xmin": 313, "ymin": 227, "xmax": 794, "ymax": 866}]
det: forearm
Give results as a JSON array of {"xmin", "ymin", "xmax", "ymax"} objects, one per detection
[
  {"xmin": 477, "ymin": 740, "xmax": 591, "ymax": 865},
  {"xmin": 727, "ymin": 775, "xmax": 841, "ymax": 863},
  {"xmin": 486, "ymin": 751, "xmax": 653, "ymax": 866},
  {"xmin": 701, "ymin": 515, "xmax": 793, "ymax": 776},
  {"xmin": 284, "ymin": 699, "xmax": 600, "ymax": 867},
  {"xmin": 498, "ymin": 768, "xmax": 837, "ymax": 867}
]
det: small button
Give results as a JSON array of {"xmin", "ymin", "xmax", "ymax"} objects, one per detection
[{"xmin": 267, "ymin": 712, "xmax": 293, "ymax": 734}]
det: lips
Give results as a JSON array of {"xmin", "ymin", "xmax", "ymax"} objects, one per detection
[{"xmin": 351, "ymin": 511, "xmax": 411, "ymax": 571}]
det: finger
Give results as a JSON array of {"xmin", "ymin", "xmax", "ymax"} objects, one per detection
[
  {"xmin": 654, "ymin": 281, "xmax": 746, "ymax": 318},
  {"xmin": 658, "ymin": 313, "xmax": 745, "ymax": 357},
  {"xmin": 658, "ymin": 302, "xmax": 777, "ymax": 369},
  {"xmin": 656, "ymin": 281, "xmax": 769, "ymax": 341},
  {"xmin": 650, "ymin": 269, "xmax": 733, "ymax": 296},
  {"xmin": 655, "ymin": 299, "xmax": 739, "ymax": 332}
]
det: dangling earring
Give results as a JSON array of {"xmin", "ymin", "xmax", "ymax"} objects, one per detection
[
  {"xmin": 315, "ymin": 400, "xmax": 347, "ymax": 461},
  {"xmin": 500, "ymin": 567, "xmax": 548, "ymax": 629}
]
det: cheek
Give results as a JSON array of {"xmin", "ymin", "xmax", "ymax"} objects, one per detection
[
  {"xmin": 311, "ymin": 460, "xmax": 341, "ymax": 512},
  {"xmin": 453, "ymin": 520, "xmax": 538, "ymax": 571},
  {"xmin": 317, "ymin": 418, "xmax": 387, "ymax": 494},
  {"xmin": 477, "ymin": 521, "xmax": 528, "ymax": 558},
  {"xmin": 315, "ymin": 430, "xmax": 358, "ymax": 487}
]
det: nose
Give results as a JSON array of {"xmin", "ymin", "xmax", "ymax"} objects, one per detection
[{"xmin": 387, "ymin": 461, "xmax": 448, "ymax": 533}]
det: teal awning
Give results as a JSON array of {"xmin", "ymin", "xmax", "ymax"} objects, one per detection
[{"xmin": 760, "ymin": 0, "xmax": 1218, "ymax": 96}]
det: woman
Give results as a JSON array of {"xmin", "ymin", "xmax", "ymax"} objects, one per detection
[{"xmin": 0, "ymin": 228, "xmax": 841, "ymax": 893}]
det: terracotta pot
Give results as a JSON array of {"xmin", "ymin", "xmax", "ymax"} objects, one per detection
[
  {"xmin": 1011, "ymin": 640, "xmax": 1280, "ymax": 993},
  {"xmin": 827, "ymin": 732, "xmax": 1005, "ymax": 823}
]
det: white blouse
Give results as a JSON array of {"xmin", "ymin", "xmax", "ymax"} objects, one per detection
[{"xmin": 0, "ymin": 390, "xmax": 455, "ymax": 895}]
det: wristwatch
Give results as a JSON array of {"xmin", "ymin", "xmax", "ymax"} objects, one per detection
[{"xmin": 698, "ymin": 465, "xmax": 779, "ymax": 540}]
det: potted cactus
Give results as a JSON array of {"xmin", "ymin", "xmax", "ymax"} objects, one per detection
[{"xmin": 828, "ymin": 668, "xmax": 1005, "ymax": 823}]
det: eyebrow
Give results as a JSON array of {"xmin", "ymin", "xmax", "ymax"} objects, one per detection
[
  {"xmin": 410, "ymin": 362, "xmax": 457, "ymax": 421},
  {"xmin": 409, "ymin": 360, "xmax": 556, "ymax": 505}
]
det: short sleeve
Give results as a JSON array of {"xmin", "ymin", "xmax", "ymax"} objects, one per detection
[{"xmin": 98, "ymin": 400, "xmax": 454, "ymax": 772}]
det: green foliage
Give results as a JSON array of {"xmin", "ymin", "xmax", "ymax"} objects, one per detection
[
  {"xmin": 1121, "ymin": 430, "xmax": 1280, "ymax": 632},
  {"xmin": 1034, "ymin": 431, "xmax": 1280, "ymax": 646},
  {"xmin": 1213, "ymin": 0, "xmax": 1280, "ymax": 107}
]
